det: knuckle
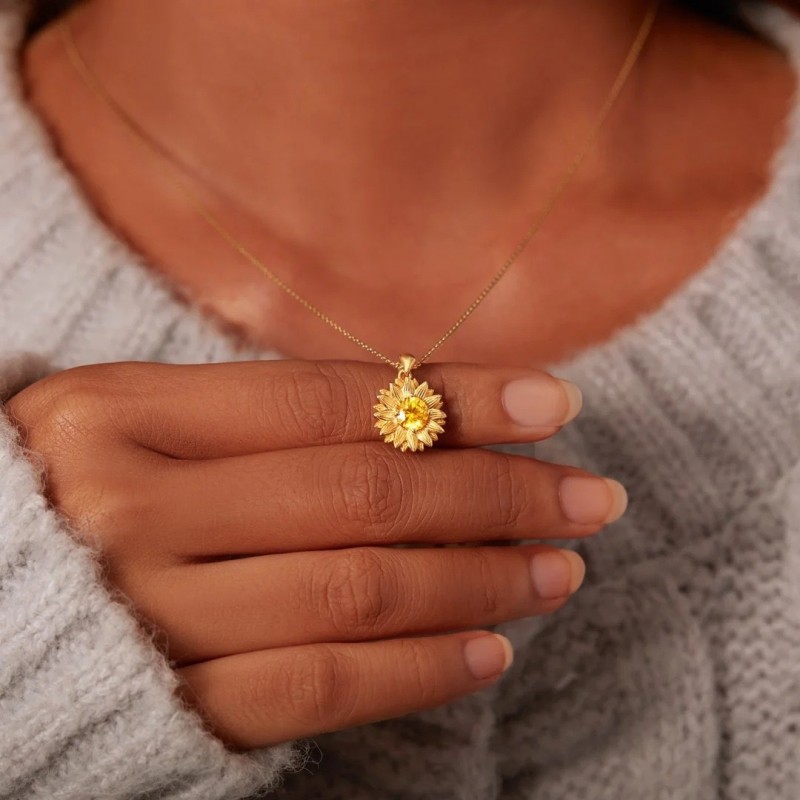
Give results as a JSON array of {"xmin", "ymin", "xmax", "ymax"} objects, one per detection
[
  {"xmin": 7, "ymin": 364, "xmax": 126, "ymax": 454},
  {"xmin": 313, "ymin": 548, "xmax": 399, "ymax": 638},
  {"xmin": 13, "ymin": 387, "xmax": 87, "ymax": 452},
  {"xmin": 313, "ymin": 362, "xmax": 364, "ymax": 444},
  {"xmin": 331, "ymin": 445, "xmax": 407, "ymax": 537},
  {"xmin": 487, "ymin": 453, "xmax": 529, "ymax": 532},
  {"xmin": 82, "ymin": 477, "xmax": 143, "ymax": 547},
  {"xmin": 397, "ymin": 639, "xmax": 440, "ymax": 708},
  {"xmin": 37, "ymin": 393, "xmax": 100, "ymax": 451},
  {"xmin": 4, "ymin": 364, "xmax": 157, "ymax": 554},
  {"xmin": 469, "ymin": 548, "xmax": 504, "ymax": 618},
  {"xmin": 56, "ymin": 465, "xmax": 156, "ymax": 555},
  {"xmin": 279, "ymin": 646, "xmax": 357, "ymax": 730},
  {"xmin": 242, "ymin": 661, "xmax": 287, "ymax": 729},
  {"xmin": 268, "ymin": 363, "xmax": 353, "ymax": 444}
]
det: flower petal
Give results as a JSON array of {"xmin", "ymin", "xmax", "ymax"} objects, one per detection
[{"xmin": 389, "ymin": 382, "xmax": 404, "ymax": 402}]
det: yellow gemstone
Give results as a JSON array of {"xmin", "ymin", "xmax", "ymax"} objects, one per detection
[{"xmin": 395, "ymin": 395, "xmax": 429, "ymax": 431}]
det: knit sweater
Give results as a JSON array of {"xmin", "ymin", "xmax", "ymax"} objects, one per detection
[{"xmin": 1, "ymin": 1, "xmax": 800, "ymax": 798}]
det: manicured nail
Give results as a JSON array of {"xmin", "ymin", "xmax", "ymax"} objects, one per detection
[
  {"xmin": 558, "ymin": 477, "xmax": 628, "ymax": 525},
  {"xmin": 464, "ymin": 634, "xmax": 514, "ymax": 680},
  {"xmin": 502, "ymin": 375, "xmax": 582, "ymax": 428},
  {"xmin": 530, "ymin": 550, "xmax": 585, "ymax": 599}
]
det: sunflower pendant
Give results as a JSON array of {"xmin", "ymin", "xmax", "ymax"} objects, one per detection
[{"xmin": 373, "ymin": 354, "xmax": 446, "ymax": 452}]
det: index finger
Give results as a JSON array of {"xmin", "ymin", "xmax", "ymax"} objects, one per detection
[{"xmin": 104, "ymin": 359, "xmax": 581, "ymax": 458}]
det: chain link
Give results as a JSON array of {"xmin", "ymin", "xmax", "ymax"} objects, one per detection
[{"xmin": 61, "ymin": 2, "xmax": 659, "ymax": 371}]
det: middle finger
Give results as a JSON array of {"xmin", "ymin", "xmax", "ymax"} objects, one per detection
[{"xmin": 150, "ymin": 443, "xmax": 627, "ymax": 557}]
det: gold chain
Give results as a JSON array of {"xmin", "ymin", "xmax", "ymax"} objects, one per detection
[{"xmin": 60, "ymin": 2, "xmax": 659, "ymax": 371}]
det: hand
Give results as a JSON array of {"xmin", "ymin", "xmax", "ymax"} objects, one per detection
[{"xmin": 4, "ymin": 359, "xmax": 626, "ymax": 749}]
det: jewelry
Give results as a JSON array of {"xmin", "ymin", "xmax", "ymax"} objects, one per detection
[
  {"xmin": 373, "ymin": 354, "xmax": 446, "ymax": 452},
  {"xmin": 60, "ymin": 2, "xmax": 659, "ymax": 452}
]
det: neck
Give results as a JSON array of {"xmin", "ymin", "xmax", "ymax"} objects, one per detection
[{"xmin": 66, "ymin": 0, "xmax": 652, "ymax": 275}]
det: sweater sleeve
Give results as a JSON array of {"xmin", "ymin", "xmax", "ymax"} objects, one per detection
[{"xmin": 0, "ymin": 352, "xmax": 307, "ymax": 800}]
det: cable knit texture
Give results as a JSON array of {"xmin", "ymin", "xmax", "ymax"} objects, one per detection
[{"xmin": 1, "ymin": 0, "xmax": 799, "ymax": 798}]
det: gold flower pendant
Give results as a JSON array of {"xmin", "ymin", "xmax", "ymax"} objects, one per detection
[{"xmin": 373, "ymin": 354, "xmax": 446, "ymax": 452}]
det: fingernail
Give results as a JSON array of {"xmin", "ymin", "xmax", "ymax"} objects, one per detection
[
  {"xmin": 559, "ymin": 477, "xmax": 628, "ymax": 525},
  {"xmin": 530, "ymin": 550, "xmax": 585, "ymax": 599},
  {"xmin": 502, "ymin": 375, "xmax": 582, "ymax": 428},
  {"xmin": 464, "ymin": 634, "xmax": 514, "ymax": 680}
]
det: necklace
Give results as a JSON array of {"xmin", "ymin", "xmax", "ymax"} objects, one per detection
[{"xmin": 60, "ymin": 2, "xmax": 659, "ymax": 452}]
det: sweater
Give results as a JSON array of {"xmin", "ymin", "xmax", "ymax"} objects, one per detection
[{"xmin": 1, "ymin": 0, "xmax": 799, "ymax": 798}]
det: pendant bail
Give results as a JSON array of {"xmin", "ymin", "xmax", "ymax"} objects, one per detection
[{"xmin": 398, "ymin": 353, "xmax": 417, "ymax": 377}]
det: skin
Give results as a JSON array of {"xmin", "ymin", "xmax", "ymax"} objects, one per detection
[
  {"xmin": 20, "ymin": 0, "xmax": 794, "ymax": 364},
  {"xmin": 9, "ymin": 0, "xmax": 795, "ymax": 748},
  {"xmin": 6, "ymin": 360, "xmax": 620, "ymax": 747}
]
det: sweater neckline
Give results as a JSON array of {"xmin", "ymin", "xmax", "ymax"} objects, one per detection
[{"xmin": 2, "ymin": 1, "xmax": 800, "ymax": 379}]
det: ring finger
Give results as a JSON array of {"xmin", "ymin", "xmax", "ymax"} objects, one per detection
[
  {"xmin": 148, "ymin": 543, "xmax": 585, "ymax": 664},
  {"xmin": 147, "ymin": 443, "xmax": 627, "ymax": 557}
]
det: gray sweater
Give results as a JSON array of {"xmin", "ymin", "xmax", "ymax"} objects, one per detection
[{"xmin": 1, "ymin": 1, "xmax": 800, "ymax": 798}]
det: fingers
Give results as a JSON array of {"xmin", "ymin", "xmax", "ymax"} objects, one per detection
[
  {"xmin": 150, "ymin": 443, "xmax": 627, "ymax": 557},
  {"xmin": 178, "ymin": 631, "xmax": 513, "ymax": 749},
  {"xmin": 149, "ymin": 544, "xmax": 582, "ymax": 664},
  {"xmin": 102, "ymin": 359, "xmax": 581, "ymax": 457}
]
